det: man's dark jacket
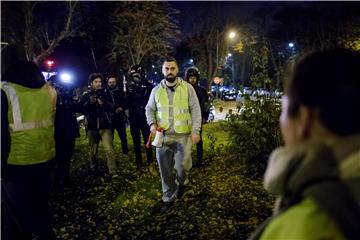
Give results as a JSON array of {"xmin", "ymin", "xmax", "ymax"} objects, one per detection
[
  {"xmin": 80, "ymin": 88, "xmax": 114, "ymax": 130},
  {"xmin": 108, "ymin": 86, "xmax": 128, "ymax": 124},
  {"xmin": 193, "ymin": 85, "xmax": 210, "ymax": 121},
  {"xmin": 126, "ymin": 79, "xmax": 153, "ymax": 120}
]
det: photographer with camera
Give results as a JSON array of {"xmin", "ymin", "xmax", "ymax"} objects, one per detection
[
  {"xmin": 80, "ymin": 73, "xmax": 118, "ymax": 176},
  {"xmin": 48, "ymin": 74, "xmax": 80, "ymax": 190},
  {"xmin": 106, "ymin": 74, "xmax": 129, "ymax": 155}
]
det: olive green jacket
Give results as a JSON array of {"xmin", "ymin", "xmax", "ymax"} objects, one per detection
[{"xmin": 252, "ymin": 135, "xmax": 360, "ymax": 240}]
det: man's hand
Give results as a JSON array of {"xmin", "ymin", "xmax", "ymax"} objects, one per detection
[
  {"xmin": 97, "ymin": 98, "xmax": 103, "ymax": 105},
  {"xmin": 90, "ymin": 95, "xmax": 97, "ymax": 103},
  {"xmin": 150, "ymin": 123, "xmax": 157, "ymax": 135},
  {"xmin": 115, "ymin": 107, "xmax": 123, "ymax": 113},
  {"xmin": 192, "ymin": 134, "xmax": 201, "ymax": 144}
]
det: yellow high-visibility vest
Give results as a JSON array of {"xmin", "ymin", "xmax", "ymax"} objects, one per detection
[
  {"xmin": 155, "ymin": 80, "xmax": 192, "ymax": 133},
  {"xmin": 1, "ymin": 81, "xmax": 57, "ymax": 165}
]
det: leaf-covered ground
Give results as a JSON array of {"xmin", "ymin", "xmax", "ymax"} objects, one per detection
[{"xmin": 51, "ymin": 122, "xmax": 274, "ymax": 239}]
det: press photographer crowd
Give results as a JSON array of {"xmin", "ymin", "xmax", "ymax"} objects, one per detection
[
  {"xmin": 1, "ymin": 44, "xmax": 212, "ymax": 239},
  {"xmin": 2, "ymin": 44, "xmax": 360, "ymax": 240}
]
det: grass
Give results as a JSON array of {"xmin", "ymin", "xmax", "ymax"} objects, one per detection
[{"xmin": 51, "ymin": 121, "xmax": 274, "ymax": 240}]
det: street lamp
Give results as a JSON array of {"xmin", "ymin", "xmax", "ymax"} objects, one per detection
[
  {"xmin": 215, "ymin": 29, "xmax": 238, "ymax": 91},
  {"xmin": 216, "ymin": 30, "xmax": 237, "ymax": 72},
  {"xmin": 229, "ymin": 31, "xmax": 236, "ymax": 39},
  {"xmin": 227, "ymin": 31, "xmax": 237, "ymax": 84},
  {"xmin": 287, "ymin": 42, "xmax": 296, "ymax": 58}
]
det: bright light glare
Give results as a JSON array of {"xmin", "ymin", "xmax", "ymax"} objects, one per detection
[
  {"xmin": 288, "ymin": 42, "xmax": 294, "ymax": 48},
  {"xmin": 229, "ymin": 32, "xmax": 236, "ymax": 39},
  {"xmin": 60, "ymin": 72, "xmax": 72, "ymax": 83},
  {"xmin": 228, "ymin": 53, "xmax": 232, "ymax": 57},
  {"xmin": 189, "ymin": 59, "xmax": 194, "ymax": 63}
]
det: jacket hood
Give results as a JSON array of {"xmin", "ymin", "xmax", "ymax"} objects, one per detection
[
  {"xmin": 264, "ymin": 134, "xmax": 360, "ymax": 210},
  {"xmin": 1, "ymin": 61, "xmax": 45, "ymax": 88}
]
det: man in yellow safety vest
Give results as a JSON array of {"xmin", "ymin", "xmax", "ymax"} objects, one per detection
[{"xmin": 145, "ymin": 57, "xmax": 202, "ymax": 213}]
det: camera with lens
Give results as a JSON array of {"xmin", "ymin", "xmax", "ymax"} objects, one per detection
[{"xmin": 89, "ymin": 88, "xmax": 106, "ymax": 101}]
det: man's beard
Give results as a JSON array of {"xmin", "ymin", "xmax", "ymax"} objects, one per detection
[
  {"xmin": 166, "ymin": 75, "xmax": 176, "ymax": 83},
  {"xmin": 109, "ymin": 85, "xmax": 116, "ymax": 90}
]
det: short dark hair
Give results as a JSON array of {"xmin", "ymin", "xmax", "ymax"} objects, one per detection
[
  {"xmin": 106, "ymin": 74, "xmax": 117, "ymax": 83},
  {"xmin": 284, "ymin": 48, "xmax": 360, "ymax": 136},
  {"xmin": 163, "ymin": 56, "xmax": 178, "ymax": 66},
  {"xmin": 88, "ymin": 73, "xmax": 104, "ymax": 84}
]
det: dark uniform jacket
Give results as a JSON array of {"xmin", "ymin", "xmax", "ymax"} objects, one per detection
[
  {"xmin": 80, "ymin": 88, "xmax": 114, "ymax": 130},
  {"xmin": 126, "ymin": 79, "xmax": 153, "ymax": 121},
  {"xmin": 193, "ymin": 85, "xmax": 210, "ymax": 121},
  {"xmin": 108, "ymin": 86, "xmax": 128, "ymax": 125},
  {"xmin": 54, "ymin": 88, "xmax": 81, "ymax": 140}
]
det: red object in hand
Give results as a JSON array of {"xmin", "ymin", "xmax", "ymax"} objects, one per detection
[
  {"xmin": 146, "ymin": 134, "xmax": 152, "ymax": 149},
  {"xmin": 146, "ymin": 128, "xmax": 163, "ymax": 149}
]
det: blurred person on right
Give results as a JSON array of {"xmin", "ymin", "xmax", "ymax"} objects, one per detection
[{"xmin": 250, "ymin": 48, "xmax": 360, "ymax": 239}]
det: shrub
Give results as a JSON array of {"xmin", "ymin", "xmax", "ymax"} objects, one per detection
[{"xmin": 222, "ymin": 96, "xmax": 282, "ymax": 177}]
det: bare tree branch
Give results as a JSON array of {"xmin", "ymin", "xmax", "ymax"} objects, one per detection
[{"xmin": 109, "ymin": 2, "xmax": 180, "ymax": 68}]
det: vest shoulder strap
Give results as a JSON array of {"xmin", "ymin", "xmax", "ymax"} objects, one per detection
[
  {"xmin": 249, "ymin": 178, "xmax": 360, "ymax": 240},
  {"xmin": 302, "ymin": 178, "xmax": 360, "ymax": 240}
]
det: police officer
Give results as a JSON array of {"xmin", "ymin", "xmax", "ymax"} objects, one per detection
[
  {"xmin": 126, "ymin": 64, "xmax": 154, "ymax": 170},
  {"xmin": 107, "ymin": 74, "xmax": 129, "ymax": 155},
  {"xmin": 1, "ymin": 44, "xmax": 57, "ymax": 239},
  {"xmin": 185, "ymin": 67, "xmax": 210, "ymax": 167}
]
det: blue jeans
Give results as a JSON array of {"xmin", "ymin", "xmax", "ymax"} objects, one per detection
[{"xmin": 156, "ymin": 134, "xmax": 192, "ymax": 202}]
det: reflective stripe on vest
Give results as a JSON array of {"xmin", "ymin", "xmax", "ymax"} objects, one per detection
[
  {"xmin": 155, "ymin": 80, "xmax": 192, "ymax": 133},
  {"xmin": 1, "ymin": 81, "xmax": 56, "ymax": 165}
]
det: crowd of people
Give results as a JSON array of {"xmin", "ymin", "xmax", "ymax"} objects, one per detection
[
  {"xmin": 1, "ymin": 43, "xmax": 359, "ymax": 239},
  {"xmin": 1, "ymin": 44, "xmax": 210, "ymax": 238}
]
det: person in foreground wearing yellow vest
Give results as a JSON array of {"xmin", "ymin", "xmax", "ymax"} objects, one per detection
[
  {"xmin": 1, "ymin": 44, "xmax": 57, "ymax": 239},
  {"xmin": 145, "ymin": 57, "xmax": 202, "ymax": 213},
  {"xmin": 249, "ymin": 48, "xmax": 360, "ymax": 239}
]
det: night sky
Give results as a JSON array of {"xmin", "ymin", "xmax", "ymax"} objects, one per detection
[
  {"xmin": 46, "ymin": 1, "xmax": 356, "ymax": 87},
  {"xmin": 171, "ymin": 1, "xmax": 263, "ymax": 36}
]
